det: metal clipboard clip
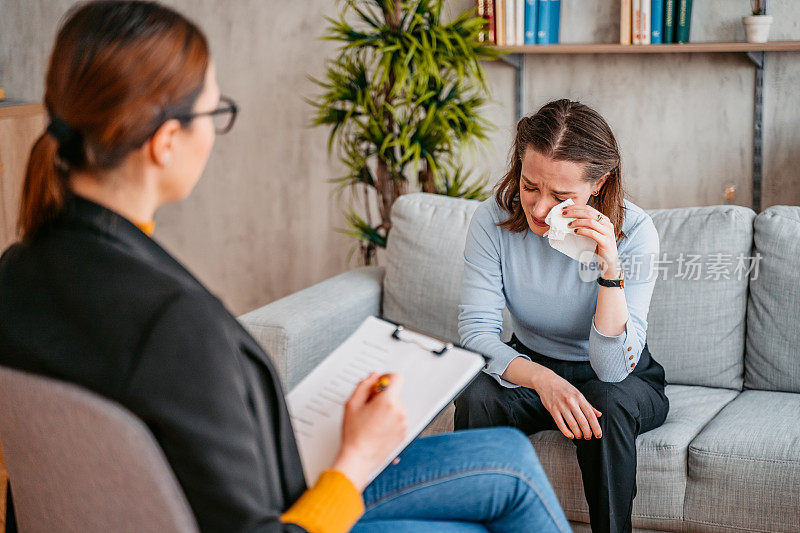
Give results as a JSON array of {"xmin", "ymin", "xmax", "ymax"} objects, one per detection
[{"xmin": 390, "ymin": 324, "xmax": 453, "ymax": 356}]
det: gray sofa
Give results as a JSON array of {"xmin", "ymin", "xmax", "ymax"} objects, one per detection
[{"xmin": 239, "ymin": 193, "xmax": 800, "ymax": 532}]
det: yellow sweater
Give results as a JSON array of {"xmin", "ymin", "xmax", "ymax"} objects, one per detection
[
  {"xmin": 281, "ymin": 470, "xmax": 364, "ymax": 531},
  {"xmin": 134, "ymin": 220, "xmax": 156, "ymax": 236},
  {"xmin": 133, "ymin": 220, "xmax": 365, "ymax": 532}
]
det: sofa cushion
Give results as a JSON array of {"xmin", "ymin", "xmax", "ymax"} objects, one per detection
[
  {"xmin": 239, "ymin": 266, "xmax": 385, "ymax": 389},
  {"xmin": 685, "ymin": 390, "xmax": 800, "ymax": 532},
  {"xmin": 530, "ymin": 385, "xmax": 738, "ymax": 531},
  {"xmin": 744, "ymin": 206, "xmax": 800, "ymax": 393},
  {"xmin": 383, "ymin": 193, "xmax": 479, "ymax": 343},
  {"xmin": 645, "ymin": 206, "xmax": 755, "ymax": 390}
]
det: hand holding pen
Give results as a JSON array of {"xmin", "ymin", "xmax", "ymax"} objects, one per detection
[
  {"xmin": 331, "ymin": 372, "xmax": 407, "ymax": 491},
  {"xmin": 367, "ymin": 373, "xmax": 392, "ymax": 401}
]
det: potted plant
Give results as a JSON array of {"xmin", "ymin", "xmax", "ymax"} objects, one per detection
[
  {"xmin": 743, "ymin": 0, "xmax": 773, "ymax": 43},
  {"xmin": 310, "ymin": 0, "xmax": 504, "ymax": 265}
]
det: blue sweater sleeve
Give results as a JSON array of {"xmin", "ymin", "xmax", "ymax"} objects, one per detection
[
  {"xmin": 588, "ymin": 214, "xmax": 660, "ymax": 382},
  {"xmin": 458, "ymin": 203, "xmax": 528, "ymax": 388}
]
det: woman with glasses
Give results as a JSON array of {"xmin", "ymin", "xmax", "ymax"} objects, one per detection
[{"xmin": 0, "ymin": 2, "xmax": 570, "ymax": 532}]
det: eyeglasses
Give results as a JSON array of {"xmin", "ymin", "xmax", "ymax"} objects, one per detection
[{"xmin": 173, "ymin": 95, "xmax": 239, "ymax": 134}]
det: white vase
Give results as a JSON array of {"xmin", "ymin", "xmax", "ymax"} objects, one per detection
[{"xmin": 742, "ymin": 15, "xmax": 773, "ymax": 43}]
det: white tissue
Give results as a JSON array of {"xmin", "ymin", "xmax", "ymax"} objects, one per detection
[{"xmin": 543, "ymin": 198, "xmax": 598, "ymax": 266}]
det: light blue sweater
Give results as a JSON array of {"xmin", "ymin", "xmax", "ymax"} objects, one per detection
[{"xmin": 458, "ymin": 196, "xmax": 659, "ymax": 386}]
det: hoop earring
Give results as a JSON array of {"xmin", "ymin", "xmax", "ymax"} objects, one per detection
[{"xmin": 591, "ymin": 190, "xmax": 599, "ymax": 196}]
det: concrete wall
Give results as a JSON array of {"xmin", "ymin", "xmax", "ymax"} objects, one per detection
[
  {"xmin": 450, "ymin": 0, "xmax": 800, "ymax": 211},
  {"xmin": 1, "ymin": 0, "xmax": 351, "ymax": 315},
  {"xmin": 2, "ymin": 1, "xmax": 798, "ymax": 313}
]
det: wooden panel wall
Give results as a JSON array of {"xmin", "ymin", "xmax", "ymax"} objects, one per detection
[
  {"xmin": 0, "ymin": 103, "xmax": 46, "ymax": 250},
  {"xmin": 1, "ymin": 443, "xmax": 6, "ymax": 529},
  {"xmin": 0, "ymin": 102, "xmax": 46, "ymax": 529}
]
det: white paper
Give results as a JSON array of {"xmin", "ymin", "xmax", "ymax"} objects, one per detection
[
  {"xmin": 543, "ymin": 198, "xmax": 598, "ymax": 266},
  {"xmin": 286, "ymin": 316, "xmax": 485, "ymax": 486}
]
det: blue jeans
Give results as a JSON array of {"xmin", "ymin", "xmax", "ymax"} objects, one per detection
[{"xmin": 351, "ymin": 427, "xmax": 571, "ymax": 532}]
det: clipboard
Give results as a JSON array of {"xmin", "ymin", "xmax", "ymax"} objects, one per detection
[{"xmin": 286, "ymin": 315, "xmax": 487, "ymax": 486}]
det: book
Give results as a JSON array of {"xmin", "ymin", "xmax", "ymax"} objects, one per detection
[
  {"xmin": 651, "ymin": 0, "xmax": 663, "ymax": 43},
  {"xmin": 477, "ymin": 0, "xmax": 487, "ymax": 42},
  {"xmin": 487, "ymin": 0, "xmax": 496, "ymax": 44},
  {"xmin": 496, "ymin": 0, "xmax": 505, "ymax": 45},
  {"xmin": 536, "ymin": 0, "xmax": 560, "ymax": 45},
  {"xmin": 287, "ymin": 316, "xmax": 485, "ymax": 486},
  {"xmin": 524, "ymin": 0, "xmax": 538, "ymax": 45},
  {"xmin": 549, "ymin": 0, "xmax": 561, "ymax": 44},
  {"xmin": 505, "ymin": 0, "xmax": 516, "ymax": 45},
  {"xmin": 477, "ymin": 0, "xmax": 497, "ymax": 44},
  {"xmin": 640, "ymin": 0, "xmax": 651, "ymax": 45},
  {"xmin": 536, "ymin": 0, "xmax": 551, "ymax": 44},
  {"xmin": 516, "ymin": 0, "xmax": 525, "ymax": 46},
  {"xmin": 664, "ymin": 0, "xmax": 676, "ymax": 43},
  {"xmin": 676, "ymin": 0, "xmax": 692, "ymax": 43},
  {"xmin": 620, "ymin": 0, "xmax": 632, "ymax": 45},
  {"xmin": 632, "ymin": 0, "xmax": 642, "ymax": 44}
]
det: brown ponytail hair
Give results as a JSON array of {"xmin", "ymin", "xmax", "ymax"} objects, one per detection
[
  {"xmin": 19, "ymin": 0, "xmax": 209, "ymax": 240},
  {"xmin": 496, "ymin": 99, "xmax": 627, "ymax": 241}
]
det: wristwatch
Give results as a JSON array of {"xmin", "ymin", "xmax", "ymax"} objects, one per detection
[{"xmin": 597, "ymin": 267, "xmax": 624, "ymax": 288}]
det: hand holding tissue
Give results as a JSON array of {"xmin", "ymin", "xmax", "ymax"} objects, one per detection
[{"xmin": 543, "ymin": 199, "xmax": 598, "ymax": 266}]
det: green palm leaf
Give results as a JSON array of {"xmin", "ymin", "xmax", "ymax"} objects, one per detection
[{"xmin": 310, "ymin": 0, "xmax": 502, "ymax": 264}]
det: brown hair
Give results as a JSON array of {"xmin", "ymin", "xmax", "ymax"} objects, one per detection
[
  {"xmin": 495, "ymin": 99, "xmax": 626, "ymax": 241},
  {"xmin": 18, "ymin": 0, "xmax": 209, "ymax": 240}
]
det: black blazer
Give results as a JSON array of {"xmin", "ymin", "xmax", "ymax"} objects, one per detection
[{"xmin": 0, "ymin": 194, "xmax": 307, "ymax": 532}]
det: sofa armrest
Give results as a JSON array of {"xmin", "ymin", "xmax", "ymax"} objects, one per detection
[{"xmin": 238, "ymin": 266, "xmax": 385, "ymax": 390}]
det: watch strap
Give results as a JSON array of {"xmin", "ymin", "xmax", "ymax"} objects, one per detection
[{"xmin": 597, "ymin": 276, "xmax": 624, "ymax": 288}]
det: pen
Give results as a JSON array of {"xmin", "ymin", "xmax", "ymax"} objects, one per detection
[{"xmin": 368, "ymin": 373, "xmax": 392, "ymax": 400}]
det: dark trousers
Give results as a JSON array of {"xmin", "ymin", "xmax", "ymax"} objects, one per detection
[{"xmin": 454, "ymin": 335, "xmax": 669, "ymax": 533}]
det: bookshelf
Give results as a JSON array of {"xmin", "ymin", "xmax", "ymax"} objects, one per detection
[
  {"xmin": 496, "ymin": 40, "xmax": 800, "ymax": 54},
  {"xmin": 494, "ymin": 41, "xmax": 800, "ymax": 211}
]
